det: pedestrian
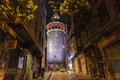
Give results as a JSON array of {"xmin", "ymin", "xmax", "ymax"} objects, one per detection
[
  {"xmin": 41, "ymin": 68, "xmax": 44, "ymax": 79},
  {"xmin": 32, "ymin": 63, "xmax": 37, "ymax": 79}
]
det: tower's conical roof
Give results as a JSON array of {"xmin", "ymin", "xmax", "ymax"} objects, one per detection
[{"xmin": 51, "ymin": 12, "xmax": 60, "ymax": 20}]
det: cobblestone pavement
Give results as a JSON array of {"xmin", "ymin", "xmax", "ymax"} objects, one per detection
[{"xmin": 34, "ymin": 71, "xmax": 102, "ymax": 80}]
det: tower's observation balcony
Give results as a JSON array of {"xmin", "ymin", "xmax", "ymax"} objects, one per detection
[{"xmin": 47, "ymin": 22, "xmax": 65, "ymax": 31}]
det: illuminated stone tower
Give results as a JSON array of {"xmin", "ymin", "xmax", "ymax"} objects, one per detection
[{"xmin": 46, "ymin": 13, "xmax": 67, "ymax": 67}]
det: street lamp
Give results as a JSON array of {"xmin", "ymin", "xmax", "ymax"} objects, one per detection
[
  {"xmin": 62, "ymin": 44, "xmax": 65, "ymax": 49},
  {"xmin": 54, "ymin": 54, "xmax": 56, "ymax": 71},
  {"xmin": 62, "ymin": 44, "xmax": 66, "ymax": 69}
]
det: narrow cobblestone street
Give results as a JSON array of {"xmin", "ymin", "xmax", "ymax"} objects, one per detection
[
  {"xmin": 34, "ymin": 71, "xmax": 102, "ymax": 80},
  {"xmin": 0, "ymin": 0, "xmax": 120, "ymax": 80},
  {"xmin": 47, "ymin": 71, "xmax": 102, "ymax": 80}
]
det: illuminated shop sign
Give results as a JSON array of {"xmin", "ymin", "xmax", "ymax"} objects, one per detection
[
  {"xmin": 68, "ymin": 52, "xmax": 75, "ymax": 61},
  {"xmin": 7, "ymin": 40, "xmax": 17, "ymax": 49}
]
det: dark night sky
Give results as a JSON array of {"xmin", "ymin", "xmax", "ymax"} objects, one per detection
[{"xmin": 45, "ymin": 0, "xmax": 71, "ymax": 33}]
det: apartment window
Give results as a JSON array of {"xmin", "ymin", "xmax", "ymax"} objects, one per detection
[
  {"xmin": 98, "ymin": 1, "xmax": 109, "ymax": 25},
  {"xmin": 78, "ymin": 58, "xmax": 82, "ymax": 71},
  {"xmin": 76, "ymin": 38, "xmax": 81, "ymax": 47},
  {"xmin": 116, "ymin": 0, "xmax": 120, "ymax": 11},
  {"xmin": 39, "ymin": 32, "xmax": 41, "ymax": 42},
  {"xmin": 0, "ymin": 0, "xmax": 2, "ymax": 4},
  {"xmin": 76, "ymin": 37, "xmax": 82, "ymax": 53},
  {"xmin": 0, "ymin": 0, "xmax": 5, "ymax": 4},
  {"xmin": 41, "ymin": 39, "xmax": 43, "ymax": 47},
  {"xmin": 35, "ymin": 21, "xmax": 38, "ymax": 33},
  {"xmin": 90, "ymin": 0, "xmax": 97, "ymax": 4},
  {"xmin": 92, "ymin": 0, "xmax": 97, "ymax": 3}
]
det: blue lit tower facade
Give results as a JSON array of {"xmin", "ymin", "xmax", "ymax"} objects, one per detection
[{"xmin": 46, "ymin": 13, "xmax": 67, "ymax": 67}]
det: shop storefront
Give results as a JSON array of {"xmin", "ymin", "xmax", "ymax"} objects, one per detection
[
  {"xmin": 75, "ymin": 52, "xmax": 87, "ymax": 76},
  {"xmin": 0, "ymin": 25, "xmax": 18, "ymax": 80},
  {"xmin": 73, "ymin": 57, "xmax": 79, "ymax": 74},
  {"xmin": 68, "ymin": 52, "xmax": 75, "ymax": 73},
  {"xmin": 79, "ymin": 53, "xmax": 87, "ymax": 75},
  {"xmin": 104, "ymin": 41, "xmax": 120, "ymax": 80},
  {"xmin": 85, "ymin": 46, "xmax": 105, "ymax": 78},
  {"xmin": 98, "ymin": 30, "xmax": 120, "ymax": 80},
  {"xmin": 0, "ymin": 29, "xmax": 8, "ymax": 80}
]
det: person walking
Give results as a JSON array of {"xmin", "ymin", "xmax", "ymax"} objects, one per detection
[
  {"xmin": 41, "ymin": 68, "xmax": 44, "ymax": 79},
  {"xmin": 32, "ymin": 63, "xmax": 37, "ymax": 79}
]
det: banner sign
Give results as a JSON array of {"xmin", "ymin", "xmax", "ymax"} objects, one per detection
[
  {"xmin": 7, "ymin": 40, "xmax": 17, "ymax": 49},
  {"xmin": 98, "ymin": 30, "xmax": 120, "ymax": 49}
]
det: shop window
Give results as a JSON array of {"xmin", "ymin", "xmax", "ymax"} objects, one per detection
[
  {"xmin": 110, "ymin": 60, "xmax": 120, "ymax": 73},
  {"xmin": 92, "ymin": 0, "xmax": 97, "ymax": 3},
  {"xmin": 35, "ymin": 21, "xmax": 38, "ymax": 33},
  {"xmin": 98, "ymin": 1, "xmax": 110, "ymax": 25},
  {"xmin": 78, "ymin": 58, "xmax": 82, "ymax": 72},
  {"xmin": 18, "ymin": 57, "xmax": 24, "ymax": 69},
  {"xmin": 89, "ymin": 0, "xmax": 97, "ymax": 5},
  {"xmin": 41, "ymin": 39, "xmax": 43, "ymax": 47},
  {"xmin": 39, "ymin": 32, "xmax": 41, "ymax": 42}
]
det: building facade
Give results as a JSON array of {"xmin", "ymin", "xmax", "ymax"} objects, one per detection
[
  {"xmin": 69, "ymin": 0, "xmax": 120, "ymax": 79},
  {"xmin": 0, "ymin": 0, "xmax": 46, "ymax": 80}
]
